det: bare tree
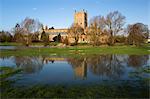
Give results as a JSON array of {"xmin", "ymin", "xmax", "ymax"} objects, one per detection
[
  {"xmin": 32, "ymin": 19, "xmax": 43, "ymax": 33},
  {"xmin": 127, "ymin": 23, "xmax": 149, "ymax": 46},
  {"xmin": 13, "ymin": 23, "xmax": 26, "ymax": 43},
  {"xmin": 31, "ymin": 32, "xmax": 40, "ymax": 42},
  {"xmin": 87, "ymin": 23, "xmax": 101, "ymax": 46},
  {"xmin": 90, "ymin": 16, "xmax": 105, "ymax": 30},
  {"xmin": 68, "ymin": 24, "xmax": 84, "ymax": 45},
  {"xmin": 21, "ymin": 17, "xmax": 42, "ymax": 46},
  {"xmin": 88, "ymin": 16, "xmax": 108, "ymax": 46},
  {"xmin": 105, "ymin": 11, "xmax": 126, "ymax": 45},
  {"xmin": 13, "ymin": 17, "xmax": 42, "ymax": 46}
]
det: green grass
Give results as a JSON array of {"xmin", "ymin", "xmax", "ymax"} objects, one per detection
[
  {"xmin": 0, "ymin": 45, "xmax": 150, "ymax": 57},
  {"xmin": 0, "ymin": 42, "xmax": 60, "ymax": 46},
  {"xmin": 0, "ymin": 42, "xmax": 45, "ymax": 46},
  {"xmin": 1, "ymin": 81, "xmax": 149, "ymax": 98},
  {"xmin": 0, "ymin": 42, "xmax": 150, "ymax": 57},
  {"xmin": 0, "ymin": 42, "xmax": 22, "ymax": 46},
  {"xmin": 129, "ymin": 66, "xmax": 150, "ymax": 82},
  {"xmin": 0, "ymin": 65, "xmax": 149, "ymax": 98},
  {"xmin": 0, "ymin": 66, "xmax": 22, "ymax": 79}
]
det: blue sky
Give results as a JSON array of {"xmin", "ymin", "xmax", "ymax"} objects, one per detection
[{"xmin": 0, "ymin": 0, "xmax": 149, "ymax": 31}]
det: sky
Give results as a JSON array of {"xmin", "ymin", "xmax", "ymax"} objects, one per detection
[{"xmin": 0, "ymin": 0, "xmax": 150, "ymax": 31}]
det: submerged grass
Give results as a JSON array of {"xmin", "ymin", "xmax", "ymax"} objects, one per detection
[
  {"xmin": 0, "ymin": 66, "xmax": 22, "ymax": 79},
  {"xmin": 129, "ymin": 66, "xmax": 150, "ymax": 82},
  {"xmin": 1, "ymin": 81, "xmax": 149, "ymax": 98},
  {"xmin": 0, "ymin": 65, "xmax": 149, "ymax": 98},
  {"xmin": 0, "ymin": 66, "xmax": 22, "ymax": 96}
]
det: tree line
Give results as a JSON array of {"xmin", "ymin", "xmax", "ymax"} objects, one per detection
[
  {"xmin": 68, "ymin": 11, "xmax": 149, "ymax": 46},
  {"xmin": 0, "ymin": 11, "xmax": 149, "ymax": 46},
  {"xmin": 0, "ymin": 17, "xmax": 43, "ymax": 46}
]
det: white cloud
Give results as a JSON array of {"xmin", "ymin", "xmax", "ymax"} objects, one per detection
[{"xmin": 32, "ymin": 8, "xmax": 37, "ymax": 11}]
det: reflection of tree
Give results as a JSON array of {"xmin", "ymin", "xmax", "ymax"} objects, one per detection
[
  {"xmin": 67, "ymin": 57, "xmax": 87, "ymax": 79},
  {"xmin": 128, "ymin": 55, "xmax": 149, "ymax": 68},
  {"xmin": 67, "ymin": 55, "xmax": 127, "ymax": 80},
  {"xmin": 0, "ymin": 56, "xmax": 12, "ymax": 60},
  {"xmin": 14, "ymin": 56, "xmax": 43, "ymax": 74},
  {"xmin": 87, "ymin": 55, "xmax": 125, "ymax": 79}
]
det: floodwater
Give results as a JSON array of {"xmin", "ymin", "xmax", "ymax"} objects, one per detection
[
  {"xmin": 0, "ymin": 46, "xmax": 16, "ymax": 50},
  {"xmin": 0, "ymin": 54, "xmax": 150, "ymax": 86}
]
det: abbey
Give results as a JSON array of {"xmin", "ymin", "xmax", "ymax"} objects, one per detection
[
  {"xmin": 40, "ymin": 9, "xmax": 109, "ymax": 44},
  {"xmin": 39, "ymin": 10, "xmax": 87, "ymax": 43}
]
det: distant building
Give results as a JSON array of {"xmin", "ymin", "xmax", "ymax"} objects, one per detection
[
  {"xmin": 39, "ymin": 9, "xmax": 88, "ymax": 43},
  {"xmin": 40, "ymin": 9, "xmax": 109, "ymax": 44}
]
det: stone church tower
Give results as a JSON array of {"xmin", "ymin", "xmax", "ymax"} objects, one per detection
[{"xmin": 74, "ymin": 9, "xmax": 88, "ymax": 29}]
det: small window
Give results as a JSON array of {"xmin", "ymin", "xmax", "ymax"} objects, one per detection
[{"xmin": 83, "ymin": 38, "xmax": 85, "ymax": 41}]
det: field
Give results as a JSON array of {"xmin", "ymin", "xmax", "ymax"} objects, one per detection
[{"xmin": 0, "ymin": 42, "xmax": 150, "ymax": 57}]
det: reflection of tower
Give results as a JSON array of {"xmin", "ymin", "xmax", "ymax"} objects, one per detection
[
  {"xmin": 74, "ymin": 9, "xmax": 88, "ymax": 29},
  {"xmin": 74, "ymin": 58, "xmax": 87, "ymax": 79}
]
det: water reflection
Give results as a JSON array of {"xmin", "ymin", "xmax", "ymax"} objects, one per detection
[
  {"xmin": 87, "ymin": 55, "xmax": 126, "ymax": 79},
  {"xmin": 43, "ymin": 57, "xmax": 66, "ymax": 64},
  {"xmin": 14, "ymin": 56, "xmax": 43, "ymax": 74},
  {"xmin": 0, "ymin": 46, "xmax": 16, "ymax": 50},
  {"xmin": 128, "ymin": 55, "xmax": 149, "ymax": 67},
  {"xmin": 68, "ymin": 58, "xmax": 87, "ymax": 79},
  {"xmin": 0, "ymin": 54, "xmax": 149, "ymax": 84}
]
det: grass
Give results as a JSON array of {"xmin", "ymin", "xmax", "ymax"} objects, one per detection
[
  {"xmin": 0, "ymin": 42, "xmax": 22, "ymax": 46},
  {"xmin": 0, "ymin": 42, "xmax": 45, "ymax": 46},
  {"xmin": 0, "ymin": 42, "xmax": 60, "ymax": 46},
  {"xmin": 0, "ymin": 65, "xmax": 149, "ymax": 98},
  {"xmin": 129, "ymin": 66, "xmax": 150, "ymax": 82},
  {"xmin": 0, "ymin": 44, "xmax": 150, "ymax": 57},
  {"xmin": 1, "ymin": 81, "xmax": 149, "ymax": 98},
  {"xmin": 0, "ymin": 66, "xmax": 22, "ymax": 94},
  {"xmin": 0, "ymin": 66, "xmax": 22, "ymax": 79}
]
